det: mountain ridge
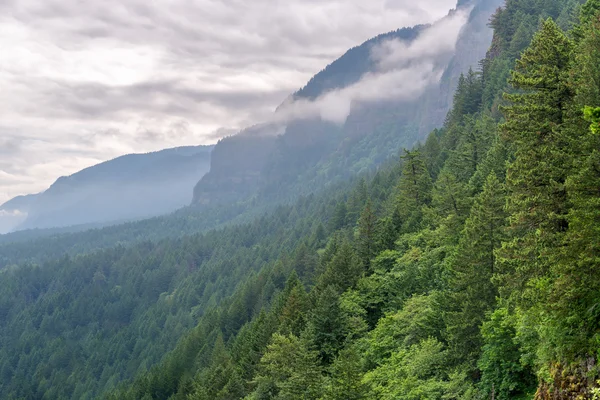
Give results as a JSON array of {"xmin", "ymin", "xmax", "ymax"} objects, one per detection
[
  {"xmin": 11, "ymin": 145, "xmax": 214, "ymax": 232},
  {"xmin": 192, "ymin": 0, "xmax": 501, "ymax": 209}
]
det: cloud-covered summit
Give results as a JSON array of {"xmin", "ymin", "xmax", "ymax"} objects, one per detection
[
  {"xmin": 0, "ymin": 0, "xmax": 457, "ymax": 204},
  {"xmin": 274, "ymin": 8, "xmax": 472, "ymax": 125}
]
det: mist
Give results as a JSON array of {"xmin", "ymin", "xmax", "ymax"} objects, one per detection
[
  {"xmin": 274, "ymin": 7, "xmax": 471, "ymax": 125},
  {"xmin": 2, "ymin": 146, "xmax": 213, "ymax": 233}
]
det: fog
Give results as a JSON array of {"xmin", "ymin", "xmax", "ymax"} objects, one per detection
[
  {"xmin": 274, "ymin": 7, "xmax": 471, "ymax": 125},
  {"xmin": 0, "ymin": 146, "xmax": 212, "ymax": 233}
]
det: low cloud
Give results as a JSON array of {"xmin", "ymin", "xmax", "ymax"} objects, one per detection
[
  {"xmin": 274, "ymin": 8, "xmax": 471, "ymax": 125},
  {"xmin": 0, "ymin": 0, "xmax": 457, "ymax": 201},
  {"xmin": 0, "ymin": 209, "xmax": 26, "ymax": 217}
]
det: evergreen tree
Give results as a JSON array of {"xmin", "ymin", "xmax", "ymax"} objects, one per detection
[
  {"xmin": 356, "ymin": 200, "xmax": 377, "ymax": 270},
  {"xmin": 329, "ymin": 202, "xmax": 348, "ymax": 231},
  {"xmin": 322, "ymin": 345, "xmax": 366, "ymax": 400},
  {"xmin": 497, "ymin": 18, "xmax": 573, "ymax": 306},
  {"xmin": 277, "ymin": 274, "xmax": 310, "ymax": 337},
  {"xmin": 248, "ymin": 333, "xmax": 323, "ymax": 400},
  {"xmin": 447, "ymin": 172, "xmax": 506, "ymax": 371},
  {"xmin": 308, "ymin": 286, "xmax": 350, "ymax": 365},
  {"xmin": 318, "ymin": 239, "xmax": 362, "ymax": 293},
  {"xmin": 396, "ymin": 150, "xmax": 433, "ymax": 233},
  {"xmin": 542, "ymin": 14, "xmax": 600, "ymax": 364}
]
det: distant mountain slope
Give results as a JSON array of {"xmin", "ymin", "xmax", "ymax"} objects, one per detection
[
  {"xmin": 0, "ymin": 194, "xmax": 39, "ymax": 234},
  {"xmin": 16, "ymin": 145, "xmax": 213, "ymax": 231},
  {"xmin": 193, "ymin": 0, "xmax": 502, "ymax": 207}
]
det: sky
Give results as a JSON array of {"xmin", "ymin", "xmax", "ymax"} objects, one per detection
[{"xmin": 0, "ymin": 0, "xmax": 458, "ymax": 204}]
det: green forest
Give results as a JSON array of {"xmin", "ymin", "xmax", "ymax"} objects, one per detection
[{"xmin": 2, "ymin": 0, "xmax": 600, "ymax": 398}]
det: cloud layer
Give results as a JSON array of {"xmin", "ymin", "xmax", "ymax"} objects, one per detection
[
  {"xmin": 275, "ymin": 9, "xmax": 471, "ymax": 125},
  {"xmin": 0, "ymin": 0, "xmax": 457, "ymax": 204}
]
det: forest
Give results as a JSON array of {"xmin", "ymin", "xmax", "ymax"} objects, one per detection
[{"xmin": 1, "ymin": 0, "xmax": 600, "ymax": 399}]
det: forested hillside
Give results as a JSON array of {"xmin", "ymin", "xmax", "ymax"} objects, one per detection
[
  {"xmin": 103, "ymin": 0, "xmax": 600, "ymax": 398},
  {"xmin": 1, "ymin": 0, "xmax": 600, "ymax": 399}
]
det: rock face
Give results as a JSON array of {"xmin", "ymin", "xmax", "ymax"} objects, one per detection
[
  {"xmin": 17, "ymin": 145, "xmax": 213, "ymax": 231},
  {"xmin": 191, "ymin": 0, "xmax": 502, "ymax": 208}
]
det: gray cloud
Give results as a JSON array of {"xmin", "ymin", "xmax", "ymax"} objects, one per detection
[{"xmin": 0, "ymin": 0, "xmax": 457, "ymax": 203}]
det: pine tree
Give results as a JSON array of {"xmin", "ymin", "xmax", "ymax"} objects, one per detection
[
  {"xmin": 422, "ymin": 130, "xmax": 443, "ymax": 180},
  {"xmin": 544, "ymin": 16, "xmax": 600, "ymax": 360},
  {"xmin": 431, "ymin": 168, "xmax": 472, "ymax": 240},
  {"xmin": 317, "ymin": 239, "xmax": 362, "ymax": 293},
  {"xmin": 497, "ymin": 18, "xmax": 574, "ymax": 306},
  {"xmin": 356, "ymin": 200, "xmax": 377, "ymax": 270},
  {"xmin": 329, "ymin": 202, "xmax": 348, "ymax": 231},
  {"xmin": 308, "ymin": 286, "xmax": 349, "ymax": 365},
  {"xmin": 347, "ymin": 178, "xmax": 369, "ymax": 224},
  {"xmin": 446, "ymin": 172, "xmax": 506, "ymax": 371},
  {"xmin": 189, "ymin": 334, "xmax": 246, "ymax": 400},
  {"xmin": 278, "ymin": 275, "xmax": 310, "ymax": 337},
  {"xmin": 396, "ymin": 150, "xmax": 433, "ymax": 233},
  {"xmin": 322, "ymin": 345, "xmax": 366, "ymax": 400},
  {"xmin": 249, "ymin": 333, "xmax": 323, "ymax": 400}
]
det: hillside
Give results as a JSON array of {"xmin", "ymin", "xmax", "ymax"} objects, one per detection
[
  {"xmin": 1, "ymin": 0, "xmax": 599, "ymax": 399},
  {"xmin": 15, "ymin": 145, "xmax": 213, "ymax": 231},
  {"xmin": 192, "ymin": 0, "xmax": 501, "ymax": 208}
]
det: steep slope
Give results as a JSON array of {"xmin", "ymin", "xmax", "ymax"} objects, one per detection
[
  {"xmin": 1, "ymin": 1, "xmax": 594, "ymax": 399},
  {"xmin": 18, "ymin": 145, "xmax": 213, "ymax": 231},
  {"xmin": 192, "ymin": 0, "xmax": 502, "ymax": 207}
]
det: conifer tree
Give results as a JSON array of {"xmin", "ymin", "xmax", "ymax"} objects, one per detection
[
  {"xmin": 318, "ymin": 239, "xmax": 362, "ymax": 293},
  {"xmin": 396, "ymin": 150, "xmax": 433, "ymax": 233},
  {"xmin": 308, "ymin": 286, "xmax": 350, "ymax": 365},
  {"xmin": 447, "ymin": 172, "xmax": 506, "ymax": 370},
  {"xmin": 356, "ymin": 200, "xmax": 377, "ymax": 270},
  {"xmin": 322, "ymin": 345, "xmax": 366, "ymax": 400},
  {"xmin": 248, "ymin": 333, "xmax": 323, "ymax": 400},
  {"xmin": 497, "ymin": 18, "xmax": 573, "ymax": 305},
  {"xmin": 545, "ymin": 17, "xmax": 600, "ymax": 360}
]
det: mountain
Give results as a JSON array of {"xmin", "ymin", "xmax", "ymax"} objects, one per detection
[
  {"xmin": 2, "ymin": 0, "xmax": 597, "ymax": 399},
  {"xmin": 192, "ymin": 0, "xmax": 502, "ymax": 207},
  {"xmin": 0, "ymin": 194, "xmax": 39, "ymax": 234},
  {"xmin": 16, "ymin": 145, "xmax": 214, "ymax": 231}
]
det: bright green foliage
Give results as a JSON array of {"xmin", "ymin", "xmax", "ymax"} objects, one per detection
[
  {"xmin": 322, "ymin": 345, "xmax": 367, "ymax": 400},
  {"xmin": 478, "ymin": 308, "xmax": 535, "ymax": 399},
  {"xmin": 363, "ymin": 294, "xmax": 444, "ymax": 368},
  {"xmin": 363, "ymin": 338, "xmax": 450, "ymax": 400},
  {"xmin": 538, "ymin": 11, "xmax": 600, "ymax": 363},
  {"xmin": 246, "ymin": 333, "xmax": 323, "ymax": 400},
  {"xmin": 584, "ymin": 106, "xmax": 600, "ymax": 133}
]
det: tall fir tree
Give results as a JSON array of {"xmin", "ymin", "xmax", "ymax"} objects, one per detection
[
  {"xmin": 356, "ymin": 200, "xmax": 377, "ymax": 270},
  {"xmin": 446, "ymin": 172, "xmax": 506, "ymax": 371},
  {"xmin": 396, "ymin": 149, "xmax": 433, "ymax": 233},
  {"xmin": 497, "ymin": 18, "xmax": 574, "ymax": 307}
]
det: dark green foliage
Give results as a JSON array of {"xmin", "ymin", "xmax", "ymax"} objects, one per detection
[
  {"xmin": 497, "ymin": 18, "xmax": 574, "ymax": 306},
  {"xmin": 446, "ymin": 172, "xmax": 506, "ymax": 370},
  {"xmin": 4, "ymin": 1, "xmax": 600, "ymax": 399}
]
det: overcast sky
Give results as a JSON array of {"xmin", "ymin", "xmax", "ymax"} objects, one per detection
[{"xmin": 0, "ymin": 0, "xmax": 457, "ymax": 204}]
